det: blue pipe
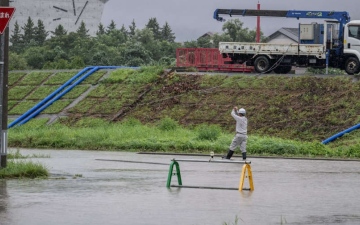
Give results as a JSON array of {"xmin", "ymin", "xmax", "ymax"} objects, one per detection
[
  {"xmin": 322, "ymin": 123, "xmax": 360, "ymax": 144},
  {"xmin": 8, "ymin": 67, "xmax": 93, "ymax": 128}
]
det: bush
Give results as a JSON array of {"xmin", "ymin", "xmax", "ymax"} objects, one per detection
[
  {"xmin": 9, "ymin": 52, "xmax": 28, "ymax": 70},
  {"xmin": 197, "ymin": 124, "xmax": 222, "ymax": 141},
  {"xmin": 157, "ymin": 117, "xmax": 178, "ymax": 131}
]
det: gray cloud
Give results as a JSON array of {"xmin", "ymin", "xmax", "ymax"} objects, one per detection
[{"xmin": 101, "ymin": 0, "xmax": 359, "ymax": 42}]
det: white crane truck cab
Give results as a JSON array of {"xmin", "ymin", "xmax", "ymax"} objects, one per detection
[{"xmin": 343, "ymin": 20, "xmax": 360, "ymax": 74}]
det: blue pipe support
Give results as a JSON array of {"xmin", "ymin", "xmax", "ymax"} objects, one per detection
[
  {"xmin": 8, "ymin": 67, "xmax": 93, "ymax": 128},
  {"xmin": 322, "ymin": 123, "xmax": 360, "ymax": 144},
  {"xmin": 14, "ymin": 66, "xmax": 139, "ymax": 127}
]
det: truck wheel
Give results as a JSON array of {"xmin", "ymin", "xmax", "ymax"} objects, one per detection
[
  {"xmin": 345, "ymin": 57, "xmax": 360, "ymax": 75},
  {"xmin": 254, "ymin": 56, "xmax": 271, "ymax": 73},
  {"xmin": 274, "ymin": 65, "xmax": 292, "ymax": 74}
]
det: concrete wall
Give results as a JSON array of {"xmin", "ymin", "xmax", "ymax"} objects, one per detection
[{"xmin": 9, "ymin": 0, "xmax": 108, "ymax": 36}]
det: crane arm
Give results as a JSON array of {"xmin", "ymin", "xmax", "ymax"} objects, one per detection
[{"xmin": 213, "ymin": 9, "xmax": 350, "ymax": 25}]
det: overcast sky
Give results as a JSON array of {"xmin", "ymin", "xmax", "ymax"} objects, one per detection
[{"xmin": 101, "ymin": 0, "xmax": 359, "ymax": 42}]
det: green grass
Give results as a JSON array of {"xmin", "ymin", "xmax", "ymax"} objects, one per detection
[
  {"xmin": 17, "ymin": 71, "xmax": 53, "ymax": 85},
  {"xmin": 0, "ymin": 160, "xmax": 48, "ymax": 179},
  {"xmin": 82, "ymin": 71, "xmax": 107, "ymax": 84},
  {"xmin": 9, "ymin": 100, "xmax": 38, "ymax": 114},
  {"xmin": 8, "ymin": 148, "xmax": 50, "ymax": 159},
  {"xmin": 7, "ymin": 117, "xmax": 352, "ymax": 159},
  {"xmin": 8, "ymin": 100, "xmax": 18, "ymax": 110},
  {"xmin": 44, "ymin": 71, "xmax": 76, "ymax": 85},
  {"xmin": 91, "ymin": 99, "xmax": 124, "ymax": 114},
  {"xmin": 8, "ymin": 86, "xmax": 35, "ymax": 100},
  {"xmin": 68, "ymin": 99, "xmax": 95, "ymax": 113},
  {"xmin": 9, "ymin": 72, "xmax": 27, "ymax": 86},
  {"xmin": 63, "ymin": 85, "xmax": 90, "ymax": 99},
  {"xmin": 26, "ymin": 86, "xmax": 58, "ymax": 100},
  {"xmin": 42, "ymin": 100, "xmax": 73, "ymax": 114}
]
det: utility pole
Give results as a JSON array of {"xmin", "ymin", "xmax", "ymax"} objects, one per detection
[
  {"xmin": 0, "ymin": 0, "xmax": 10, "ymax": 168},
  {"xmin": 256, "ymin": 1, "xmax": 261, "ymax": 43}
]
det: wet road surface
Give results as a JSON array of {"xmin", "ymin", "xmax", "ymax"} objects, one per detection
[{"xmin": 1, "ymin": 149, "xmax": 360, "ymax": 225}]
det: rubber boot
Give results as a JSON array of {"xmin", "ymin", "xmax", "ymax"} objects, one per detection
[
  {"xmin": 242, "ymin": 152, "xmax": 247, "ymax": 160},
  {"xmin": 222, "ymin": 150, "xmax": 234, "ymax": 159}
]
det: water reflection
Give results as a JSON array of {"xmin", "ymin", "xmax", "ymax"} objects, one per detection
[
  {"xmin": 0, "ymin": 181, "xmax": 8, "ymax": 214},
  {"xmin": 0, "ymin": 149, "xmax": 359, "ymax": 225},
  {"xmin": 0, "ymin": 180, "xmax": 11, "ymax": 225}
]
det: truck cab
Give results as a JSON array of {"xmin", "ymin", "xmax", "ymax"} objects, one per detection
[{"xmin": 343, "ymin": 20, "xmax": 360, "ymax": 74}]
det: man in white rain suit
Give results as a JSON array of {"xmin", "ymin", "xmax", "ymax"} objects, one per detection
[{"xmin": 223, "ymin": 107, "xmax": 247, "ymax": 160}]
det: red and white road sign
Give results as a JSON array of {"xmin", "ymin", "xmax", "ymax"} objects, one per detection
[{"xmin": 0, "ymin": 7, "xmax": 15, "ymax": 34}]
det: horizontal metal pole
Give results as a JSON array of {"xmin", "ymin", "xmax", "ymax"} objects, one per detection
[
  {"xmin": 172, "ymin": 158, "xmax": 251, "ymax": 164},
  {"xmin": 96, "ymin": 159, "xmax": 169, "ymax": 165},
  {"xmin": 171, "ymin": 185, "xmax": 238, "ymax": 190}
]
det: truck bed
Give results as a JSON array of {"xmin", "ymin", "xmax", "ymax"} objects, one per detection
[{"xmin": 219, "ymin": 42, "xmax": 326, "ymax": 58}]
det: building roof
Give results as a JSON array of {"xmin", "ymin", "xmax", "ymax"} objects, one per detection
[
  {"xmin": 267, "ymin": 28, "xmax": 299, "ymax": 43},
  {"xmin": 198, "ymin": 32, "xmax": 215, "ymax": 39}
]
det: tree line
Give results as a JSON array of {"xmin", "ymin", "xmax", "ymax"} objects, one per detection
[{"xmin": 9, "ymin": 17, "xmax": 264, "ymax": 70}]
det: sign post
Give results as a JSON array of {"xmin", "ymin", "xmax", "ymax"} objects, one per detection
[{"xmin": 0, "ymin": 1, "xmax": 14, "ymax": 168}]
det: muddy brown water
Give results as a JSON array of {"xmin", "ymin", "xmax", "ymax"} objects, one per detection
[{"xmin": 0, "ymin": 149, "xmax": 360, "ymax": 225}]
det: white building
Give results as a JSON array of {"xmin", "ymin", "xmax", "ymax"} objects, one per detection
[
  {"xmin": 266, "ymin": 28, "xmax": 299, "ymax": 44},
  {"xmin": 9, "ymin": 0, "xmax": 109, "ymax": 36}
]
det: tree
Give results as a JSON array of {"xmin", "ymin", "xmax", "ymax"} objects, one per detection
[
  {"xmin": 69, "ymin": 56, "xmax": 86, "ymax": 69},
  {"xmin": 120, "ymin": 24, "xmax": 128, "ymax": 40},
  {"xmin": 197, "ymin": 36, "xmax": 213, "ymax": 48},
  {"xmin": 34, "ymin": 19, "xmax": 48, "ymax": 46},
  {"xmin": 161, "ymin": 22, "xmax": 175, "ymax": 42},
  {"xmin": 106, "ymin": 20, "xmax": 116, "ymax": 34},
  {"xmin": 183, "ymin": 40, "xmax": 198, "ymax": 48},
  {"xmin": 99, "ymin": 29, "xmax": 127, "ymax": 47},
  {"xmin": 96, "ymin": 23, "xmax": 106, "ymax": 36},
  {"xmin": 23, "ymin": 46, "xmax": 46, "ymax": 69},
  {"xmin": 76, "ymin": 21, "xmax": 90, "ymax": 39},
  {"xmin": 128, "ymin": 19, "xmax": 136, "ymax": 37},
  {"xmin": 211, "ymin": 33, "xmax": 232, "ymax": 48},
  {"xmin": 146, "ymin": 17, "xmax": 161, "ymax": 40},
  {"xmin": 122, "ymin": 41, "xmax": 152, "ymax": 66},
  {"xmin": 222, "ymin": 18, "xmax": 256, "ymax": 42},
  {"xmin": 158, "ymin": 40, "xmax": 180, "ymax": 60},
  {"xmin": 22, "ymin": 17, "xmax": 35, "ymax": 45},
  {"xmin": 52, "ymin": 24, "xmax": 68, "ymax": 37},
  {"xmin": 9, "ymin": 52, "xmax": 28, "ymax": 70},
  {"xmin": 135, "ymin": 28, "xmax": 155, "ymax": 45},
  {"xmin": 10, "ymin": 21, "xmax": 24, "ymax": 53}
]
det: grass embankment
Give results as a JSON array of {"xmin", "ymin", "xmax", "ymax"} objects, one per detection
[
  {"xmin": 6, "ymin": 66, "xmax": 360, "ymax": 159},
  {"xmin": 0, "ymin": 149, "xmax": 49, "ymax": 179},
  {"xmin": 7, "ymin": 117, "xmax": 360, "ymax": 159}
]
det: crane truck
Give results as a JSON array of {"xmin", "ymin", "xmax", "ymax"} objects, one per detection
[{"xmin": 213, "ymin": 9, "xmax": 360, "ymax": 75}]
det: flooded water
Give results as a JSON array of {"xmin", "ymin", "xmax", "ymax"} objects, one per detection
[{"xmin": 1, "ymin": 149, "xmax": 360, "ymax": 225}]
